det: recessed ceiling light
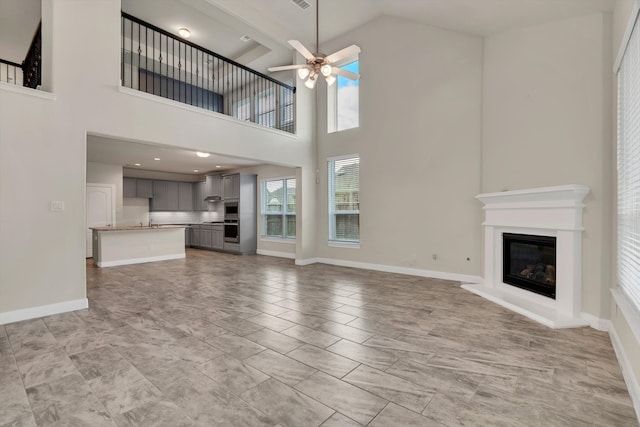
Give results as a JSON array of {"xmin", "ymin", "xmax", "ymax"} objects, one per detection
[
  {"xmin": 196, "ymin": 152, "xmax": 210, "ymax": 158},
  {"xmin": 134, "ymin": 163, "xmax": 141, "ymax": 166},
  {"xmin": 178, "ymin": 28, "xmax": 191, "ymax": 38},
  {"xmin": 193, "ymin": 169, "xmax": 199, "ymax": 173},
  {"xmin": 240, "ymin": 35, "xmax": 251, "ymax": 42},
  {"xmin": 215, "ymin": 165, "xmax": 221, "ymax": 168},
  {"xmin": 153, "ymin": 157, "xmax": 160, "ymax": 161}
]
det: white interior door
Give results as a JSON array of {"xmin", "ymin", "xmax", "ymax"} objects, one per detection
[{"xmin": 86, "ymin": 184, "xmax": 114, "ymax": 258}]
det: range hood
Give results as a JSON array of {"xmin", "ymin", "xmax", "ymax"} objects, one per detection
[{"xmin": 204, "ymin": 195, "xmax": 221, "ymax": 202}]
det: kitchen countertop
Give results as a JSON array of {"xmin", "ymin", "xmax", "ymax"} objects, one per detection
[{"xmin": 90, "ymin": 225, "xmax": 187, "ymax": 231}]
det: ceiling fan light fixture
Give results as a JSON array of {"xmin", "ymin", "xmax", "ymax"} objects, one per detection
[
  {"xmin": 297, "ymin": 67, "xmax": 310, "ymax": 80},
  {"xmin": 320, "ymin": 64, "xmax": 332, "ymax": 77},
  {"xmin": 325, "ymin": 75, "xmax": 336, "ymax": 86},
  {"xmin": 304, "ymin": 76, "xmax": 317, "ymax": 89}
]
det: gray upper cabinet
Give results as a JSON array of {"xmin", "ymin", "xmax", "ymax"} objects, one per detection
[
  {"xmin": 123, "ymin": 178, "xmax": 153, "ymax": 198},
  {"xmin": 136, "ymin": 180, "xmax": 153, "ymax": 198},
  {"xmin": 178, "ymin": 182, "xmax": 193, "ymax": 211},
  {"xmin": 151, "ymin": 181, "xmax": 179, "ymax": 211},
  {"xmin": 193, "ymin": 180, "xmax": 207, "ymax": 211},
  {"xmin": 123, "ymin": 178, "xmax": 136, "ymax": 198},
  {"xmin": 204, "ymin": 174, "xmax": 221, "ymax": 200},
  {"xmin": 222, "ymin": 174, "xmax": 240, "ymax": 199}
]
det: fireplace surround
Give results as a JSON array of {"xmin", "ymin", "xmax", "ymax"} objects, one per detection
[{"xmin": 463, "ymin": 185, "xmax": 590, "ymax": 328}]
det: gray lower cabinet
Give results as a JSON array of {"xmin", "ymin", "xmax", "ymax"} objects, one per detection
[
  {"xmin": 200, "ymin": 226, "xmax": 212, "ymax": 248},
  {"xmin": 190, "ymin": 226, "xmax": 200, "ymax": 246},
  {"xmin": 212, "ymin": 228, "xmax": 223, "ymax": 250}
]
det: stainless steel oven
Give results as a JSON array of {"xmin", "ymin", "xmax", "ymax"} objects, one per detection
[
  {"xmin": 224, "ymin": 220, "xmax": 239, "ymax": 243},
  {"xmin": 224, "ymin": 201, "xmax": 239, "ymax": 220}
]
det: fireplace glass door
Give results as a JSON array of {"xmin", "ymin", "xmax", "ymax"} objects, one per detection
[{"xmin": 502, "ymin": 233, "xmax": 556, "ymax": 299}]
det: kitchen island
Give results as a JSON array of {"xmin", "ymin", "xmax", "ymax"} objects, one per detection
[{"xmin": 91, "ymin": 225, "xmax": 186, "ymax": 267}]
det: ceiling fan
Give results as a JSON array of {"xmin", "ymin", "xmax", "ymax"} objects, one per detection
[{"xmin": 267, "ymin": 0, "xmax": 361, "ymax": 89}]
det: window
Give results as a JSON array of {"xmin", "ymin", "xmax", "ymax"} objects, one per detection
[
  {"xmin": 233, "ymin": 97, "xmax": 251, "ymax": 121},
  {"xmin": 617, "ymin": 11, "xmax": 640, "ymax": 313},
  {"xmin": 255, "ymin": 87, "xmax": 276, "ymax": 127},
  {"xmin": 328, "ymin": 155, "xmax": 360, "ymax": 243},
  {"xmin": 328, "ymin": 60, "xmax": 359, "ymax": 133},
  {"xmin": 262, "ymin": 178, "xmax": 296, "ymax": 239}
]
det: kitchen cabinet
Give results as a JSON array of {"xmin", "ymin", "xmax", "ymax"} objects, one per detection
[
  {"xmin": 199, "ymin": 226, "xmax": 212, "ymax": 248},
  {"xmin": 205, "ymin": 174, "xmax": 221, "ymax": 199},
  {"xmin": 123, "ymin": 178, "xmax": 153, "ymax": 198},
  {"xmin": 194, "ymin": 175, "xmax": 221, "ymax": 211},
  {"xmin": 178, "ymin": 182, "xmax": 193, "ymax": 211},
  {"xmin": 212, "ymin": 227, "xmax": 223, "ymax": 250},
  {"xmin": 222, "ymin": 174, "xmax": 240, "ymax": 199},
  {"xmin": 151, "ymin": 181, "xmax": 179, "ymax": 211},
  {"xmin": 123, "ymin": 178, "xmax": 136, "ymax": 198},
  {"xmin": 193, "ymin": 181, "xmax": 206, "ymax": 211}
]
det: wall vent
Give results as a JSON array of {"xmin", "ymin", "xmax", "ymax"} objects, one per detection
[{"xmin": 291, "ymin": 0, "xmax": 311, "ymax": 10}]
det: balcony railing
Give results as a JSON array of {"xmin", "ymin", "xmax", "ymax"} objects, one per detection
[
  {"xmin": 1, "ymin": 22, "xmax": 41, "ymax": 89},
  {"xmin": 121, "ymin": 13, "xmax": 296, "ymax": 134}
]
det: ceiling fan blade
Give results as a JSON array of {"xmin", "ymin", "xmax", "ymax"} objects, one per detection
[
  {"xmin": 288, "ymin": 40, "xmax": 316, "ymax": 61},
  {"xmin": 333, "ymin": 67, "xmax": 360, "ymax": 81},
  {"xmin": 268, "ymin": 64, "xmax": 307, "ymax": 72},
  {"xmin": 325, "ymin": 44, "xmax": 361, "ymax": 64}
]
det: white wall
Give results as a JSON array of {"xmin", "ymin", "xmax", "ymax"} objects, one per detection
[
  {"xmin": 0, "ymin": 0, "xmax": 314, "ymax": 316},
  {"xmin": 315, "ymin": 15, "xmax": 484, "ymax": 278},
  {"xmin": 482, "ymin": 13, "xmax": 613, "ymax": 318},
  {"xmin": 86, "ymin": 161, "xmax": 123, "ymax": 224}
]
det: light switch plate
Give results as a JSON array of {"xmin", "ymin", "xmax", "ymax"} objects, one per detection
[{"xmin": 50, "ymin": 201, "xmax": 65, "ymax": 211}]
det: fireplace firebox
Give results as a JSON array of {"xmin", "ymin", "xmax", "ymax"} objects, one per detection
[{"xmin": 502, "ymin": 233, "xmax": 556, "ymax": 299}]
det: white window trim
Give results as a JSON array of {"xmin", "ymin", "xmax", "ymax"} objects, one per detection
[
  {"xmin": 261, "ymin": 176, "xmax": 296, "ymax": 240},
  {"xmin": 328, "ymin": 154, "xmax": 360, "ymax": 244}
]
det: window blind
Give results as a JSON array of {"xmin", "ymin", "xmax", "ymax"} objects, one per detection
[
  {"xmin": 618, "ymin": 14, "xmax": 640, "ymax": 312},
  {"xmin": 328, "ymin": 156, "xmax": 360, "ymax": 242}
]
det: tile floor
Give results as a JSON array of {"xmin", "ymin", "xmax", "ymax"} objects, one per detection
[{"xmin": 0, "ymin": 249, "xmax": 638, "ymax": 426}]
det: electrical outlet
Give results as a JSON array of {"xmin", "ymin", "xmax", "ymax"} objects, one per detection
[{"xmin": 50, "ymin": 201, "xmax": 65, "ymax": 211}]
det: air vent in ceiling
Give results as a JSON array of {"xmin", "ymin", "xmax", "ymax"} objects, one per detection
[{"xmin": 291, "ymin": 0, "xmax": 311, "ymax": 10}]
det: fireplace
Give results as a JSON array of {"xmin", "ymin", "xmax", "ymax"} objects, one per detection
[
  {"xmin": 502, "ymin": 233, "xmax": 556, "ymax": 299},
  {"xmin": 463, "ymin": 185, "xmax": 590, "ymax": 329}
]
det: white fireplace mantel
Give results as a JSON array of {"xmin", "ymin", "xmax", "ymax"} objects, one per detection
[{"xmin": 463, "ymin": 185, "xmax": 590, "ymax": 328}]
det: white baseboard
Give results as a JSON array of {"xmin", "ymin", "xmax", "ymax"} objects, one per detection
[
  {"xmin": 257, "ymin": 249, "xmax": 295, "ymax": 259},
  {"xmin": 96, "ymin": 253, "xmax": 185, "ymax": 267},
  {"xmin": 294, "ymin": 257, "xmax": 483, "ymax": 284},
  {"xmin": 0, "ymin": 298, "xmax": 88, "ymax": 325},
  {"xmin": 609, "ymin": 323, "xmax": 640, "ymax": 423},
  {"xmin": 581, "ymin": 313, "xmax": 611, "ymax": 332}
]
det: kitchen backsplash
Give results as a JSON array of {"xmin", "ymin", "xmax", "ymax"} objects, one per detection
[{"xmin": 122, "ymin": 199, "xmax": 223, "ymax": 225}]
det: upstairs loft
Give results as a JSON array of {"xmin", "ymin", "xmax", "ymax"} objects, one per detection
[{"xmin": 1, "ymin": 12, "xmax": 297, "ymax": 135}]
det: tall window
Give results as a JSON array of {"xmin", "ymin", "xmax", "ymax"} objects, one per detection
[
  {"xmin": 262, "ymin": 178, "xmax": 296, "ymax": 239},
  {"xmin": 255, "ymin": 87, "xmax": 276, "ymax": 127},
  {"xmin": 617, "ymin": 12, "xmax": 640, "ymax": 313},
  {"xmin": 328, "ymin": 60, "xmax": 359, "ymax": 133},
  {"xmin": 328, "ymin": 155, "xmax": 360, "ymax": 243}
]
